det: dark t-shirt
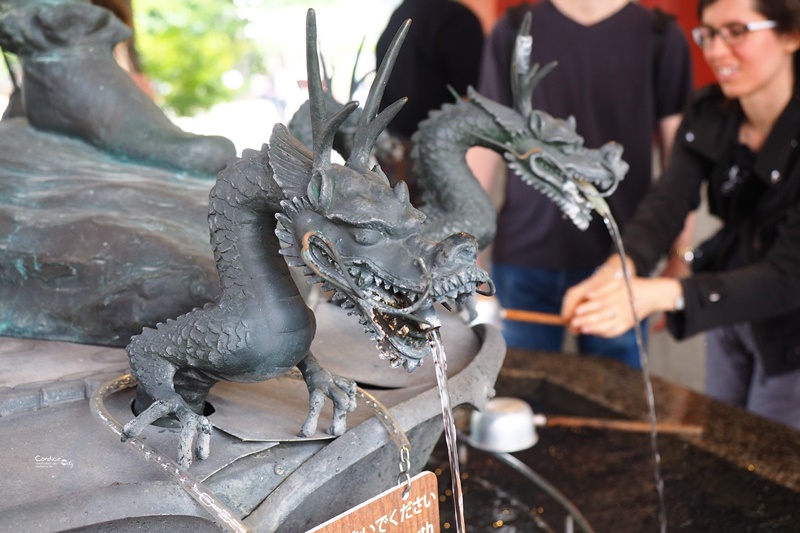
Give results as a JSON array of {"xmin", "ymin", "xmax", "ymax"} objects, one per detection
[
  {"xmin": 376, "ymin": 0, "xmax": 484, "ymax": 139},
  {"xmin": 479, "ymin": 1, "xmax": 692, "ymax": 269}
]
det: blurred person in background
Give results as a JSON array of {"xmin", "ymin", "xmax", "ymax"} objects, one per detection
[
  {"xmin": 471, "ymin": 0, "xmax": 694, "ymax": 368},
  {"xmin": 376, "ymin": 0, "xmax": 484, "ymax": 204},
  {"xmin": 563, "ymin": 0, "xmax": 800, "ymax": 430}
]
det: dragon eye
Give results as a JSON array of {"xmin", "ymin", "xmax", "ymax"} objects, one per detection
[
  {"xmin": 558, "ymin": 142, "xmax": 576, "ymax": 155},
  {"xmin": 354, "ymin": 228, "xmax": 383, "ymax": 245}
]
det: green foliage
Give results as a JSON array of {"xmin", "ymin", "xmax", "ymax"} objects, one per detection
[{"xmin": 133, "ymin": 0, "xmax": 260, "ymax": 117}]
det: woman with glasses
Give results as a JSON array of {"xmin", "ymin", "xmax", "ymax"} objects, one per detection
[
  {"xmin": 471, "ymin": 0, "xmax": 693, "ymax": 368},
  {"xmin": 562, "ymin": 0, "xmax": 800, "ymax": 430}
]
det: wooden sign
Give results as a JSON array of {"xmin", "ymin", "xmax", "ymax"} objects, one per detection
[{"xmin": 307, "ymin": 471, "xmax": 440, "ymax": 533}]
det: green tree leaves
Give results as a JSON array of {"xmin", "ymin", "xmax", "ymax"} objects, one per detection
[{"xmin": 134, "ymin": 0, "xmax": 261, "ymax": 116}]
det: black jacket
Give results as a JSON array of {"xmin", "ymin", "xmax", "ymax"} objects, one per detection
[
  {"xmin": 623, "ymin": 85, "xmax": 800, "ymax": 376},
  {"xmin": 375, "ymin": 0, "xmax": 484, "ymax": 139}
]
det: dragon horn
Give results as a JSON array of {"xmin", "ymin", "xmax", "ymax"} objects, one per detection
[
  {"xmin": 346, "ymin": 19, "xmax": 410, "ymax": 173},
  {"xmin": 511, "ymin": 12, "xmax": 557, "ymax": 118},
  {"xmin": 306, "ymin": 9, "xmax": 359, "ymax": 173}
]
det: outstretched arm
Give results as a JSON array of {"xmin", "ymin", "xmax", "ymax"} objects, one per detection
[{"xmin": 561, "ymin": 255, "xmax": 684, "ymax": 338}]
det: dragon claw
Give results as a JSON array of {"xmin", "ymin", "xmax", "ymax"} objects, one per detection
[
  {"xmin": 333, "ymin": 375, "xmax": 358, "ymax": 413},
  {"xmin": 122, "ymin": 398, "xmax": 212, "ymax": 469},
  {"xmin": 298, "ymin": 356, "xmax": 357, "ymax": 438},
  {"xmin": 121, "ymin": 399, "xmax": 175, "ymax": 441},
  {"xmin": 175, "ymin": 409, "xmax": 212, "ymax": 469},
  {"xmin": 326, "ymin": 375, "xmax": 356, "ymax": 436}
]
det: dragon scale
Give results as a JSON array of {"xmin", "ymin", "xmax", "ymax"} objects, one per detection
[{"xmin": 412, "ymin": 97, "xmax": 506, "ymax": 250}]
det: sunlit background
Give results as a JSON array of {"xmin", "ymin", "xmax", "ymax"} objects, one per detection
[{"xmin": 0, "ymin": 0, "xmax": 400, "ymax": 154}]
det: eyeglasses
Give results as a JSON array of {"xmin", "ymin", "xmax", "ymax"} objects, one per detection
[{"xmin": 691, "ymin": 20, "xmax": 777, "ymax": 48}]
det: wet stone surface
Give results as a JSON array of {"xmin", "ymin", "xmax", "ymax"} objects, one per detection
[{"xmin": 427, "ymin": 350, "xmax": 800, "ymax": 532}]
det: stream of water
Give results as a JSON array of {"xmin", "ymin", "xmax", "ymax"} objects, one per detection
[
  {"xmin": 426, "ymin": 209, "xmax": 665, "ymax": 532},
  {"xmin": 429, "ymin": 328, "xmax": 466, "ymax": 533},
  {"xmin": 601, "ymin": 214, "xmax": 667, "ymax": 533}
]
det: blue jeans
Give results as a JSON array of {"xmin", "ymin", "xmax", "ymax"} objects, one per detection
[{"xmin": 492, "ymin": 263, "xmax": 646, "ymax": 369}]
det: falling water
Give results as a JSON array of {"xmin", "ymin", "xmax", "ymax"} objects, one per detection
[
  {"xmin": 429, "ymin": 328, "xmax": 466, "ymax": 532},
  {"xmin": 602, "ymin": 213, "xmax": 667, "ymax": 533}
]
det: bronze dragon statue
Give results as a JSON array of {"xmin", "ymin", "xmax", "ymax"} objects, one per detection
[
  {"xmin": 289, "ymin": 14, "xmax": 629, "ymax": 252},
  {"xmin": 121, "ymin": 10, "xmax": 494, "ymax": 469},
  {"xmin": 122, "ymin": 10, "xmax": 628, "ymax": 469},
  {"xmin": 411, "ymin": 13, "xmax": 628, "ymax": 250}
]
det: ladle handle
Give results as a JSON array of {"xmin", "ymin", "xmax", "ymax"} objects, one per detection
[
  {"xmin": 503, "ymin": 308, "xmax": 568, "ymax": 326},
  {"xmin": 543, "ymin": 415, "xmax": 703, "ymax": 436}
]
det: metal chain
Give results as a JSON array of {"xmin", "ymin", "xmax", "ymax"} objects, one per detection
[
  {"xmin": 356, "ymin": 388, "xmax": 413, "ymax": 498},
  {"xmin": 89, "ymin": 374, "xmax": 250, "ymax": 533}
]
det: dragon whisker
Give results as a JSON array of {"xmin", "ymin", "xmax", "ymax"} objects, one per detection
[
  {"xmin": 476, "ymin": 279, "xmax": 496, "ymax": 296},
  {"xmin": 301, "ymin": 231, "xmax": 370, "ymax": 298},
  {"xmin": 470, "ymin": 131, "xmax": 513, "ymax": 153},
  {"xmin": 576, "ymin": 175, "xmax": 620, "ymax": 198},
  {"xmin": 515, "ymin": 146, "xmax": 543, "ymax": 160}
]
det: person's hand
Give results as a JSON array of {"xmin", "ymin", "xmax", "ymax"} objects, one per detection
[
  {"xmin": 561, "ymin": 256, "xmax": 633, "ymax": 329},
  {"xmin": 564, "ymin": 275, "xmax": 683, "ymax": 338}
]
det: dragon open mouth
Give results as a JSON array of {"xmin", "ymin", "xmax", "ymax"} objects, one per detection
[
  {"xmin": 301, "ymin": 231, "xmax": 491, "ymax": 372},
  {"xmin": 507, "ymin": 150, "xmax": 622, "ymax": 231}
]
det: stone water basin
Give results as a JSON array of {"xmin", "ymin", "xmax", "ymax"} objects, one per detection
[
  {"xmin": 429, "ymin": 349, "xmax": 800, "ymax": 532},
  {"xmin": 0, "ymin": 302, "xmax": 506, "ymax": 532}
]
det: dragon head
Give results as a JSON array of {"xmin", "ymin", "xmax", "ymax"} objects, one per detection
[
  {"xmin": 470, "ymin": 13, "xmax": 628, "ymax": 228},
  {"xmin": 272, "ymin": 10, "xmax": 493, "ymax": 372},
  {"xmin": 505, "ymin": 107, "xmax": 629, "ymax": 229}
]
